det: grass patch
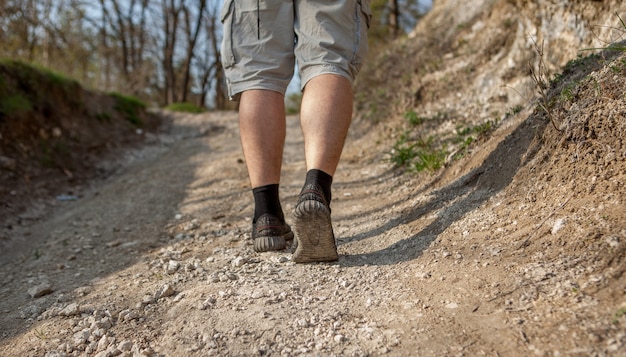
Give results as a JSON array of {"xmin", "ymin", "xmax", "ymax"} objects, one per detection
[
  {"xmin": 404, "ymin": 110, "xmax": 424, "ymax": 126},
  {"xmin": 505, "ymin": 105, "xmax": 524, "ymax": 119},
  {"xmin": 453, "ymin": 118, "xmax": 500, "ymax": 159},
  {"xmin": 0, "ymin": 94, "xmax": 33, "ymax": 116},
  {"xmin": 0, "ymin": 59, "xmax": 83, "ymax": 112},
  {"xmin": 390, "ymin": 109, "xmax": 502, "ymax": 172},
  {"xmin": 165, "ymin": 102, "xmax": 205, "ymax": 113},
  {"xmin": 110, "ymin": 92, "xmax": 146, "ymax": 126},
  {"xmin": 559, "ymin": 83, "xmax": 576, "ymax": 102},
  {"xmin": 390, "ymin": 134, "xmax": 447, "ymax": 172}
]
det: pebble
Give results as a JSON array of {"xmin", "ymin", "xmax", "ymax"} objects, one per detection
[
  {"xmin": 166, "ymin": 260, "xmax": 181, "ymax": 274},
  {"xmin": 72, "ymin": 328, "xmax": 91, "ymax": 346},
  {"xmin": 118, "ymin": 309, "xmax": 140, "ymax": 322},
  {"xmin": 155, "ymin": 284, "xmax": 175, "ymax": 299},
  {"xmin": 231, "ymin": 256, "xmax": 247, "ymax": 267},
  {"xmin": 59, "ymin": 303, "xmax": 81, "ymax": 317},
  {"xmin": 28, "ymin": 283, "xmax": 53, "ymax": 298},
  {"xmin": 445, "ymin": 302, "xmax": 459, "ymax": 309}
]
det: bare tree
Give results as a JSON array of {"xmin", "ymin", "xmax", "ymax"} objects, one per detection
[
  {"xmin": 104, "ymin": 0, "xmax": 151, "ymax": 95},
  {"xmin": 0, "ymin": 0, "xmax": 235, "ymax": 109},
  {"xmin": 178, "ymin": 0, "xmax": 207, "ymax": 103},
  {"xmin": 197, "ymin": 1, "xmax": 227, "ymax": 109},
  {"xmin": 161, "ymin": 0, "xmax": 182, "ymax": 104},
  {"xmin": 388, "ymin": 0, "xmax": 400, "ymax": 39}
]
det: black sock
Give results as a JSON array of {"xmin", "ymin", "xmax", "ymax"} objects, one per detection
[
  {"xmin": 252, "ymin": 184, "xmax": 284, "ymax": 223},
  {"xmin": 304, "ymin": 169, "xmax": 333, "ymax": 204}
]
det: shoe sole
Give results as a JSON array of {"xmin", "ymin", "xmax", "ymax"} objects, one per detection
[
  {"xmin": 293, "ymin": 199, "xmax": 338, "ymax": 263},
  {"xmin": 254, "ymin": 231, "xmax": 294, "ymax": 253}
]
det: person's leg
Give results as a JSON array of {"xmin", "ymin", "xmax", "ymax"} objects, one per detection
[
  {"xmin": 299, "ymin": 74, "xmax": 353, "ymax": 177},
  {"xmin": 239, "ymin": 89, "xmax": 294, "ymax": 252},
  {"xmin": 239, "ymin": 89, "xmax": 286, "ymax": 188},
  {"xmin": 220, "ymin": 0, "xmax": 298, "ymax": 253},
  {"xmin": 291, "ymin": 0, "xmax": 370, "ymax": 263},
  {"xmin": 292, "ymin": 74, "xmax": 353, "ymax": 263}
]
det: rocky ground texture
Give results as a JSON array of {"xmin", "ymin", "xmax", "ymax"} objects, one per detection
[{"xmin": 1, "ymin": 0, "xmax": 626, "ymax": 356}]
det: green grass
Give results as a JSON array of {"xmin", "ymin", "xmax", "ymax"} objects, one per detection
[
  {"xmin": 505, "ymin": 105, "xmax": 523, "ymax": 119},
  {"xmin": 0, "ymin": 94, "xmax": 33, "ymax": 116},
  {"xmin": 452, "ymin": 118, "xmax": 500, "ymax": 159},
  {"xmin": 404, "ymin": 110, "xmax": 424, "ymax": 126},
  {"xmin": 390, "ymin": 134, "xmax": 447, "ymax": 173},
  {"xmin": 559, "ymin": 83, "xmax": 576, "ymax": 102},
  {"xmin": 110, "ymin": 92, "xmax": 146, "ymax": 126},
  {"xmin": 0, "ymin": 59, "xmax": 83, "ymax": 113},
  {"xmin": 1, "ymin": 58, "xmax": 78, "ymax": 89},
  {"xmin": 165, "ymin": 102, "xmax": 205, "ymax": 113}
]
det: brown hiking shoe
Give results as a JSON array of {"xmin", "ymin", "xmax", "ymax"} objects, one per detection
[
  {"xmin": 252, "ymin": 214, "xmax": 294, "ymax": 252},
  {"xmin": 292, "ymin": 184, "xmax": 338, "ymax": 263}
]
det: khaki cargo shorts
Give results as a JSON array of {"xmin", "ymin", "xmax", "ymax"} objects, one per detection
[{"xmin": 220, "ymin": 0, "xmax": 371, "ymax": 100}]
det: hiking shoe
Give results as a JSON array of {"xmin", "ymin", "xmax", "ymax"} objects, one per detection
[
  {"xmin": 252, "ymin": 214, "xmax": 294, "ymax": 252},
  {"xmin": 292, "ymin": 184, "xmax": 338, "ymax": 263}
]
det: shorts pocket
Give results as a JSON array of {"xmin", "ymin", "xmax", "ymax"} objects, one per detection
[
  {"xmin": 220, "ymin": 0, "xmax": 236, "ymax": 68},
  {"xmin": 359, "ymin": 0, "xmax": 372, "ymax": 29},
  {"xmin": 351, "ymin": 0, "xmax": 371, "ymax": 71}
]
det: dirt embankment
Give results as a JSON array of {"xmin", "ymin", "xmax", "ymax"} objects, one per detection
[
  {"xmin": 0, "ymin": 60, "xmax": 160, "ymax": 234},
  {"xmin": 1, "ymin": 0, "xmax": 625, "ymax": 356}
]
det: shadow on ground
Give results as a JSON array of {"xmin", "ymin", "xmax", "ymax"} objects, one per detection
[{"xmin": 339, "ymin": 114, "xmax": 547, "ymax": 267}]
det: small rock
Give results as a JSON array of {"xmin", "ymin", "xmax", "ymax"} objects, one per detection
[
  {"xmin": 166, "ymin": 260, "xmax": 181, "ymax": 274},
  {"xmin": 28, "ymin": 283, "xmax": 53, "ymax": 298},
  {"xmin": 231, "ymin": 257, "xmax": 247, "ymax": 267},
  {"xmin": 155, "ymin": 284, "xmax": 175, "ymax": 299},
  {"xmin": 72, "ymin": 328, "xmax": 91, "ymax": 346},
  {"xmin": 96, "ymin": 335, "xmax": 111, "ymax": 352},
  {"xmin": 41, "ymin": 306, "xmax": 62, "ymax": 319},
  {"xmin": 551, "ymin": 218, "xmax": 565, "ymax": 235},
  {"xmin": 334, "ymin": 334, "xmax": 345, "ymax": 343},
  {"xmin": 118, "ymin": 309, "xmax": 140, "ymax": 322},
  {"xmin": 59, "ymin": 303, "xmax": 80, "ymax": 317},
  {"xmin": 20, "ymin": 305, "xmax": 42, "ymax": 319},
  {"xmin": 118, "ymin": 340, "xmax": 133, "ymax": 352},
  {"xmin": 415, "ymin": 271, "xmax": 431, "ymax": 279},
  {"xmin": 75, "ymin": 286, "xmax": 92, "ymax": 297},
  {"xmin": 606, "ymin": 236, "xmax": 620, "ymax": 248},
  {"xmin": 199, "ymin": 296, "xmax": 216, "ymax": 310},
  {"xmin": 142, "ymin": 294, "xmax": 156, "ymax": 305}
]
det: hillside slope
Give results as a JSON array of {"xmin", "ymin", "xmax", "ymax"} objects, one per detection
[
  {"xmin": 0, "ymin": 60, "xmax": 160, "ymax": 230},
  {"xmin": 0, "ymin": 0, "xmax": 625, "ymax": 356}
]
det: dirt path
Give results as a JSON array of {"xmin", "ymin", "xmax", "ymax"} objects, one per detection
[{"xmin": 0, "ymin": 105, "xmax": 624, "ymax": 356}]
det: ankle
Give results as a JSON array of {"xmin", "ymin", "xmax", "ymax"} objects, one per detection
[
  {"xmin": 303, "ymin": 169, "xmax": 332, "ymax": 204},
  {"xmin": 252, "ymin": 184, "xmax": 284, "ymax": 222}
]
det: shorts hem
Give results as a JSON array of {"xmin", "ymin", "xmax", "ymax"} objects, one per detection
[
  {"xmin": 228, "ymin": 81, "xmax": 288, "ymax": 101},
  {"xmin": 299, "ymin": 65, "xmax": 354, "ymax": 90}
]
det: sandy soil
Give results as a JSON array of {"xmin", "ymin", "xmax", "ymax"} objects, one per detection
[
  {"xmin": 1, "ymin": 70, "xmax": 625, "ymax": 355},
  {"xmin": 0, "ymin": 0, "xmax": 625, "ymax": 355}
]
